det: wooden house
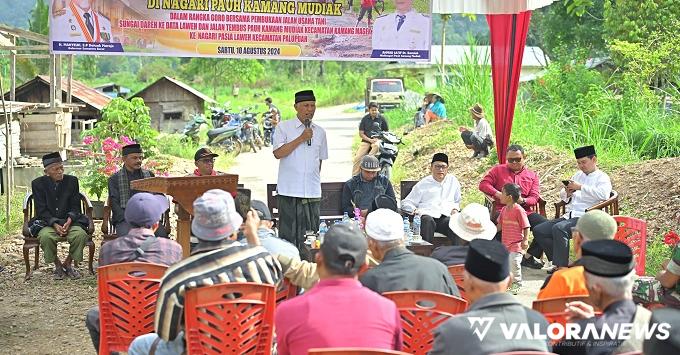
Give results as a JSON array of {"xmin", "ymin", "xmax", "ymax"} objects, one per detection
[{"xmin": 131, "ymin": 76, "xmax": 216, "ymax": 132}]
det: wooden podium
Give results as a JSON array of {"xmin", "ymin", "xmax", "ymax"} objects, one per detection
[{"xmin": 131, "ymin": 175, "xmax": 238, "ymax": 257}]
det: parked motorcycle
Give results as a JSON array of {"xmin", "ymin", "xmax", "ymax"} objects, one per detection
[
  {"xmin": 180, "ymin": 114, "xmax": 206, "ymax": 145},
  {"xmin": 370, "ymin": 123, "xmax": 402, "ymax": 179},
  {"xmin": 262, "ymin": 112, "xmax": 275, "ymax": 147},
  {"xmin": 205, "ymin": 123, "xmax": 242, "ymax": 156}
]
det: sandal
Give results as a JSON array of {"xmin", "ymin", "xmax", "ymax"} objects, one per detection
[
  {"xmin": 65, "ymin": 266, "xmax": 82, "ymax": 279},
  {"xmin": 53, "ymin": 266, "xmax": 66, "ymax": 280}
]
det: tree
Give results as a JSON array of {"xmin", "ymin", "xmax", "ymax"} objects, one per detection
[
  {"xmin": 28, "ymin": 0, "xmax": 48, "ymax": 35},
  {"xmin": 183, "ymin": 58, "xmax": 264, "ymax": 99},
  {"xmin": 603, "ymin": 0, "xmax": 680, "ymax": 44}
]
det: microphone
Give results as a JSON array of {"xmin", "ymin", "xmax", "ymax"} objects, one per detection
[{"xmin": 305, "ymin": 119, "xmax": 311, "ymax": 146}]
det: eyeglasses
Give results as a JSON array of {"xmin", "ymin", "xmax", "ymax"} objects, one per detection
[
  {"xmin": 507, "ymin": 158, "xmax": 522, "ymax": 163},
  {"xmin": 433, "ymin": 164, "xmax": 448, "ymax": 170},
  {"xmin": 199, "ymin": 158, "xmax": 215, "ymax": 164}
]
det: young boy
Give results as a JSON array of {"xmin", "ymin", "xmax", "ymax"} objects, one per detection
[
  {"xmin": 497, "ymin": 183, "xmax": 530, "ymax": 294},
  {"xmin": 356, "ymin": 0, "xmax": 375, "ymax": 27}
]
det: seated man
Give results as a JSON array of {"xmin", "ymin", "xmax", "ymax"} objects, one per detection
[
  {"xmin": 352, "ymin": 102, "xmax": 388, "ymax": 175},
  {"xmin": 360, "ymin": 208, "xmax": 459, "ymax": 296},
  {"xmin": 553, "ymin": 240, "xmax": 650, "ymax": 355},
  {"xmin": 431, "ymin": 203, "xmax": 496, "ymax": 266},
  {"xmin": 342, "ymin": 155, "xmax": 396, "ymax": 217},
  {"xmin": 128, "ymin": 189, "xmax": 282, "ymax": 355},
  {"xmin": 479, "ymin": 144, "xmax": 547, "ymax": 268},
  {"xmin": 430, "ymin": 239, "xmax": 551, "ymax": 355},
  {"xmin": 189, "ymin": 147, "xmax": 222, "ymax": 176},
  {"xmin": 31, "ymin": 152, "xmax": 89, "ymax": 280},
  {"xmin": 632, "ymin": 230, "xmax": 680, "ymax": 308},
  {"xmin": 107, "ymin": 143, "xmax": 167, "ymax": 238},
  {"xmin": 275, "ymin": 223, "xmax": 403, "ymax": 355},
  {"xmin": 86, "ymin": 192, "xmax": 183, "ymax": 353},
  {"xmin": 402, "ymin": 153, "xmax": 462, "ymax": 244},
  {"xmin": 459, "ymin": 103, "xmax": 493, "ymax": 158},
  {"xmin": 250, "ymin": 200, "xmax": 299, "ymax": 260},
  {"xmin": 537, "ymin": 210, "xmax": 617, "ymax": 300},
  {"xmin": 533, "ymin": 145, "xmax": 612, "ymax": 272}
]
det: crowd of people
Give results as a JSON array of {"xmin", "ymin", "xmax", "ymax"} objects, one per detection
[{"xmin": 27, "ymin": 89, "xmax": 680, "ymax": 355}]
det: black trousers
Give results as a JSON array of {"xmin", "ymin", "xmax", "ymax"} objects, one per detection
[
  {"xmin": 421, "ymin": 215, "xmax": 462, "ymax": 245},
  {"xmin": 533, "ymin": 217, "xmax": 580, "ymax": 267},
  {"xmin": 493, "ymin": 212, "xmax": 547, "ymax": 259},
  {"xmin": 461, "ymin": 131, "xmax": 486, "ymax": 151}
]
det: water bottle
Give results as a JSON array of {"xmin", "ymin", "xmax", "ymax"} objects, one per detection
[
  {"xmin": 403, "ymin": 217, "xmax": 412, "ymax": 241},
  {"xmin": 412, "ymin": 215, "xmax": 421, "ymax": 238},
  {"xmin": 318, "ymin": 221, "xmax": 327, "ymax": 244},
  {"xmin": 342, "ymin": 212, "xmax": 350, "ymax": 224}
]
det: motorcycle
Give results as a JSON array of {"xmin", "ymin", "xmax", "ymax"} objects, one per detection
[
  {"xmin": 180, "ymin": 114, "xmax": 206, "ymax": 145},
  {"xmin": 262, "ymin": 112, "xmax": 275, "ymax": 147},
  {"xmin": 370, "ymin": 123, "xmax": 402, "ymax": 179},
  {"xmin": 205, "ymin": 122, "xmax": 242, "ymax": 156}
]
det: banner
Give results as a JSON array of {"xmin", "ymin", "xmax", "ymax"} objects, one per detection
[{"xmin": 49, "ymin": 0, "xmax": 433, "ymax": 61}]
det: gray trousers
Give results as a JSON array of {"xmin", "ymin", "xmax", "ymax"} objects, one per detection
[
  {"xmin": 277, "ymin": 195, "xmax": 320, "ymax": 256},
  {"xmin": 532, "ymin": 217, "xmax": 580, "ymax": 267},
  {"xmin": 461, "ymin": 130, "xmax": 487, "ymax": 152},
  {"xmin": 85, "ymin": 306, "xmax": 100, "ymax": 353},
  {"xmin": 128, "ymin": 332, "xmax": 184, "ymax": 355}
]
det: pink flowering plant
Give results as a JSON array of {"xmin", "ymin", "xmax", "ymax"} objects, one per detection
[{"xmin": 80, "ymin": 98, "xmax": 169, "ymax": 200}]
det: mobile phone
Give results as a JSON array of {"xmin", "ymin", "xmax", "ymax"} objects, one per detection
[
  {"xmin": 234, "ymin": 188, "xmax": 252, "ymax": 220},
  {"xmin": 562, "ymin": 180, "xmax": 570, "ymax": 186}
]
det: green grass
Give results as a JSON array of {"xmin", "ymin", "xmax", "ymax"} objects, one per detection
[{"xmin": 0, "ymin": 189, "xmax": 29, "ymax": 238}]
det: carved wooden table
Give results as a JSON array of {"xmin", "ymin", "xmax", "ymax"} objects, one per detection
[{"xmin": 131, "ymin": 175, "xmax": 238, "ymax": 257}]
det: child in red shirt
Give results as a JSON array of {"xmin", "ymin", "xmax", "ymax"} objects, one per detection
[
  {"xmin": 356, "ymin": 0, "xmax": 375, "ymax": 27},
  {"xmin": 497, "ymin": 183, "xmax": 530, "ymax": 294}
]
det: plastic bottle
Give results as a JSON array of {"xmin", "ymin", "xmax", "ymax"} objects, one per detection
[
  {"xmin": 403, "ymin": 217, "xmax": 412, "ymax": 241},
  {"xmin": 342, "ymin": 212, "xmax": 350, "ymax": 224},
  {"xmin": 318, "ymin": 221, "xmax": 328, "ymax": 244},
  {"xmin": 412, "ymin": 215, "xmax": 421, "ymax": 238},
  {"xmin": 353, "ymin": 208, "xmax": 363, "ymax": 229}
]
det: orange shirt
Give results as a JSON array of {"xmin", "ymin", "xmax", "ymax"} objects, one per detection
[{"xmin": 536, "ymin": 266, "xmax": 589, "ymax": 300}]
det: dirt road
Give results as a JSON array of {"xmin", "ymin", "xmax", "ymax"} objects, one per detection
[{"xmin": 228, "ymin": 103, "xmax": 362, "ymax": 201}]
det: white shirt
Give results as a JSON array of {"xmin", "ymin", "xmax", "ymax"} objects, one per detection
[
  {"xmin": 372, "ymin": 10, "xmax": 430, "ymax": 51},
  {"xmin": 402, "ymin": 175, "xmax": 462, "ymax": 218},
  {"xmin": 273, "ymin": 117, "xmax": 328, "ymax": 198},
  {"xmin": 474, "ymin": 118, "xmax": 493, "ymax": 140},
  {"xmin": 559, "ymin": 169, "xmax": 612, "ymax": 218},
  {"xmin": 51, "ymin": 3, "xmax": 112, "ymax": 43}
]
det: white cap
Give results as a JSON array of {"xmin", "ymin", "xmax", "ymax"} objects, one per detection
[
  {"xmin": 448, "ymin": 203, "xmax": 497, "ymax": 242},
  {"xmin": 365, "ymin": 208, "xmax": 404, "ymax": 241}
]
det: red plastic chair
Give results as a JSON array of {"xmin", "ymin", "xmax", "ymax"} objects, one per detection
[
  {"xmin": 447, "ymin": 264, "xmax": 466, "ymax": 300},
  {"xmin": 276, "ymin": 278, "xmax": 299, "ymax": 305},
  {"xmin": 382, "ymin": 290, "xmax": 468, "ymax": 355},
  {"xmin": 613, "ymin": 216, "xmax": 647, "ymax": 276},
  {"xmin": 98, "ymin": 262, "xmax": 168, "ymax": 355},
  {"xmin": 308, "ymin": 348, "xmax": 410, "ymax": 354},
  {"xmin": 184, "ymin": 282, "xmax": 276, "ymax": 355}
]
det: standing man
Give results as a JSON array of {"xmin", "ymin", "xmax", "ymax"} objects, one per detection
[
  {"xmin": 479, "ymin": 144, "xmax": 547, "ymax": 268},
  {"xmin": 189, "ymin": 147, "xmax": 222, "ymax": 176},
  {"xmin": 352, "ymin": 102, "xmax": 388, "ymax": 175},
  {"xmin": 50, "ymin": 0, "xmax": 113, "ymax": 43},
  {"xmin": 272, "ymin": 90, "xmax": 329, "ymax": 249},
  {"xmin": 401, "ymin": 153, "xmax": 462, "ymax": 244},
  {"xmin": 533, "ymin": 145, "xmax": 612, "ymax": 272},
  {"xmin": 265, "ymin": 97, "xmax": 280, "ymax": 141},
  {"xmin": 108, "ymin": 143, "xmax": 158, "ymax": 238},
  {"xmin": 342, "ymin": 155, "xmax": 396, "ymax": 217},
  {"xmin": 372, "ymin": 0, "xmax": 429, "ymax": 51},
  {"xmin": 459, "ymin": 103, "xmax": 494, "ymax": 158},
  {"xmin": 32, "ymin": 152, "xmax": 89, "ymax": 280}
]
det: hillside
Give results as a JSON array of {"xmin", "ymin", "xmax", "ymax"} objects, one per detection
[
  {"xmin": 393, "ymin": 121, "xmax": 680, "ymax": 241},
  {"xmin": 0, "ymin": 0, "xmax": 36, "ymax": 28}
]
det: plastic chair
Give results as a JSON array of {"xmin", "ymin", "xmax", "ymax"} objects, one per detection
[
  {"xmin": 308, "ymin": 348, "xmax": 410, "ymax": 355},
  {"xmin": 98, "ymin": 262, "xmax": 168, "ymax": 355},
  {"xmin": 532, "ymin": 295, "xmax": 591, "ymax": 314},
  {"xmin": 184, "ymin": 282, "xmax": 276, "ymax": 355},
  {"xmin": 382, "ymin": 290, "xmax": 468, "ymax": 355},
  {"xmin": 447, "ymin": 264, "xmax": 466, "ymax": 300},
  {"xmin": 276, "ymin": 278, "xmax": 299, "ymax": 305},
  {"xmin": 613, "ymin": 216, "xmax": 647, "ymax": 276}
]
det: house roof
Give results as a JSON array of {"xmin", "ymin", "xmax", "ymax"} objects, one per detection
[
  {"xmin": 430, "ymin": 45, "xmax": 549, "ymax": 67},
  {"xmin": 132, "ymin": 76, "xmax": 216, "ymax": 104},
  {"xmin": 5, "ymin": 76, "xmax": 112, "ymax": 110}
]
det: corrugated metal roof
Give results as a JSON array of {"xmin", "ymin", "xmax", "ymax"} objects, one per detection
[
  {"xmin": 35, "ymin": 75, "xmax": 112, "ymax": 110},
  {"xmin": 133, "ymin": 76, "xmax": 217, "ymax": 104}
]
